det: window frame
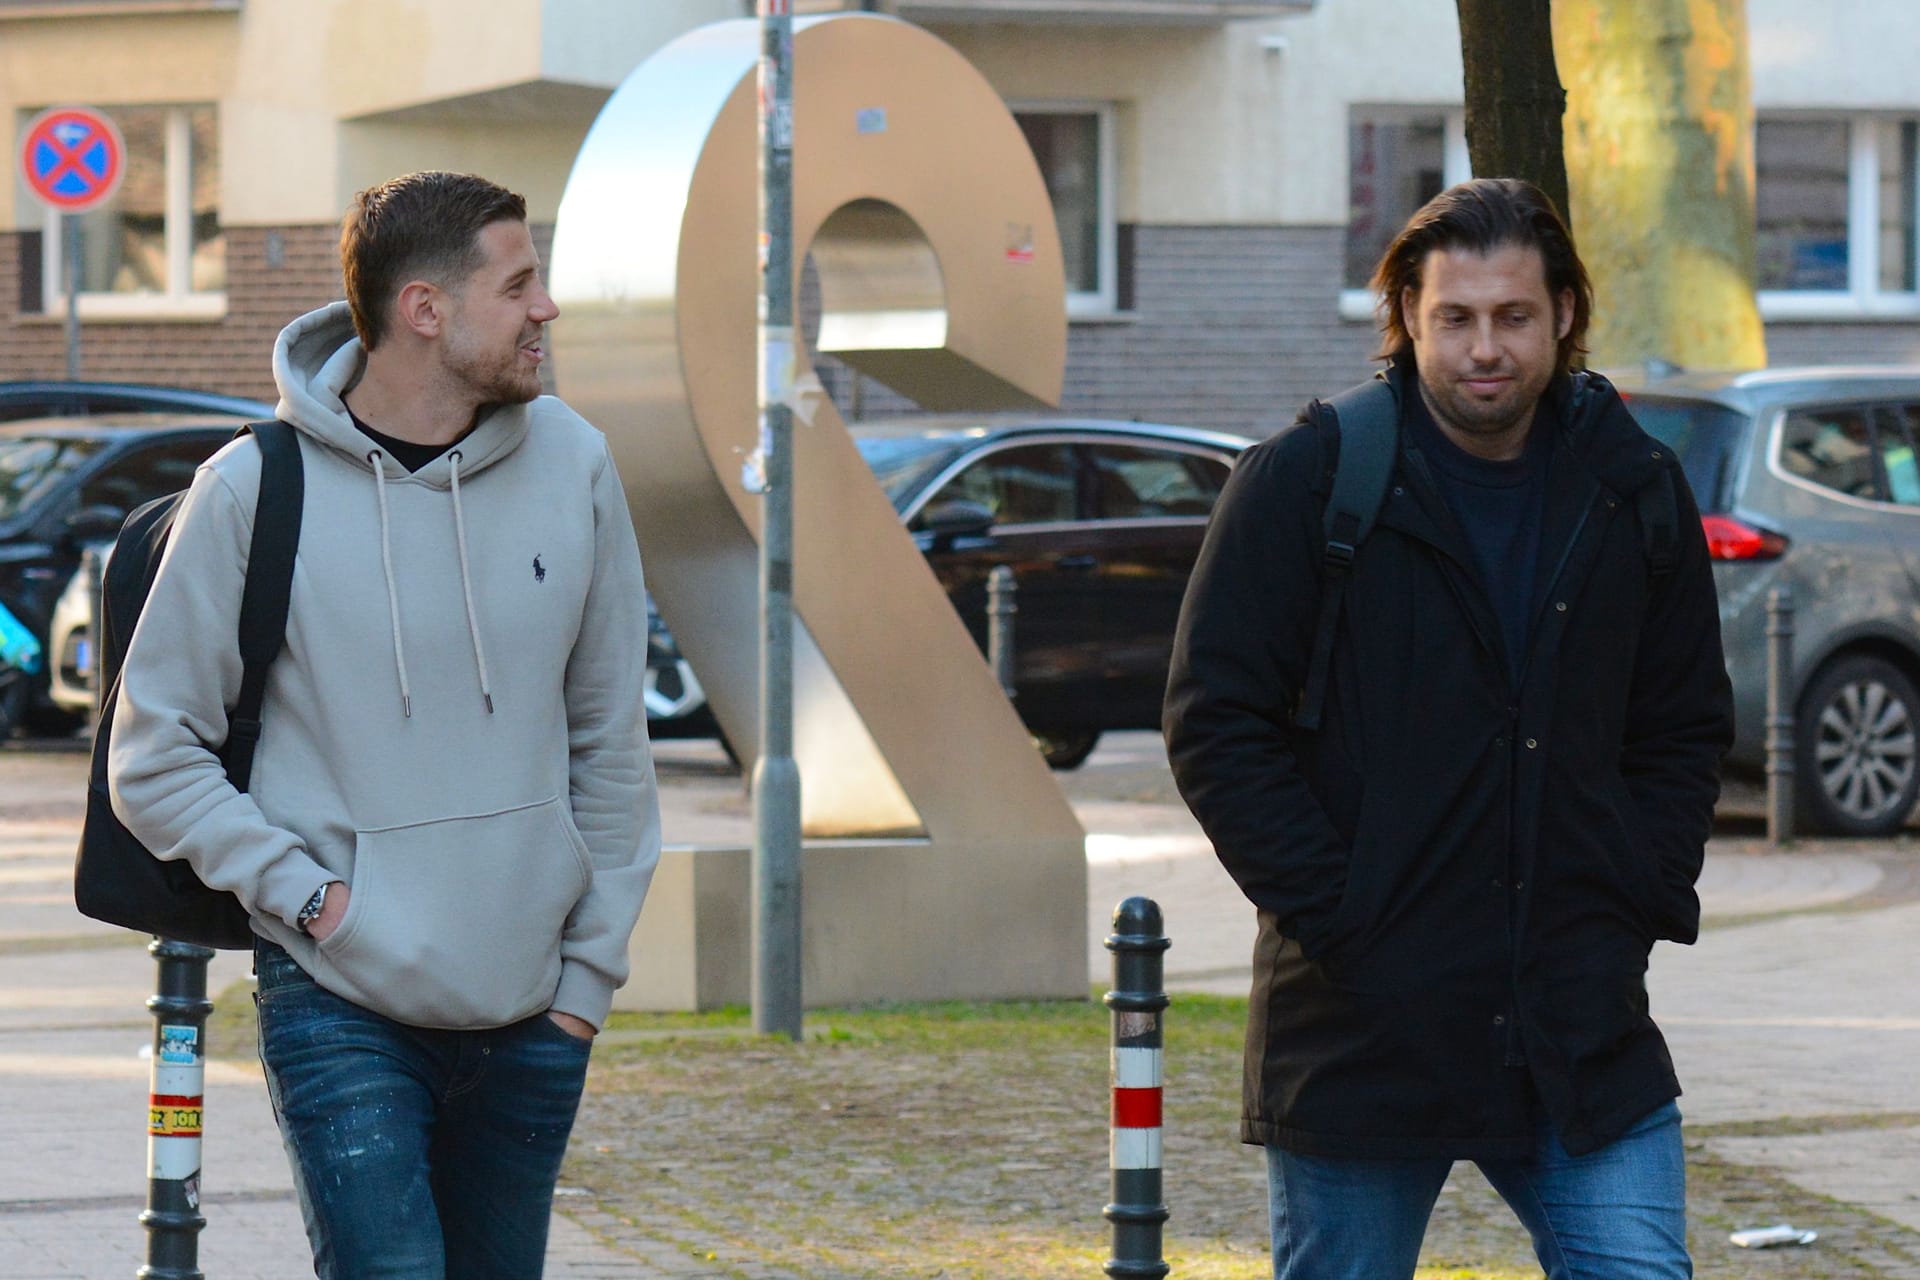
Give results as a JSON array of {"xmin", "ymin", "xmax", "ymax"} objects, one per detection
[
  {"xmin": 1009, "ymin": 100, "xmax": 1120, "ymax": 319},
  {"xmin": 1339, "ymin": 106, "xmax": 1470, "ymax": 322},
  {"xmin": 33, "ymin": 103, "xmax": 224, "ymax": 320},
  {"xmin": 1757, "ymin": 112, "xmax": 1920, "ymax": 322}
]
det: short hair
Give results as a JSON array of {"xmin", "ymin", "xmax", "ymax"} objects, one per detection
[
  {"xmin": 1369, "ymin": 177, "xmax": 1592, "ymax": 376},
  {"xmin": 340, "ymin": 171, "xmax": 528, "ymax": 350}
]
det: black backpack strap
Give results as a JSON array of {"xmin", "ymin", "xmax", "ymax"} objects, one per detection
[
  {"xmin": 1294, "ymin": 378, "xmax": 1399, "ymax": 731},
  {"xmin": 1637, "ymin": 464, "xmax": 1679, "ymax": 578},
  {"xmin": 222, "ymin": 420, "xmax": 303, "ymax": 792}
]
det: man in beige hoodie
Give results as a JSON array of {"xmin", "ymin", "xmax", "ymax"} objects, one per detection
[{"xmin": 110, "ymin": 171, "xmax": 660, "ymax": 1278}]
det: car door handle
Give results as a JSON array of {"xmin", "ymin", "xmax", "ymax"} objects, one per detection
[{"xmin": 1057, "ymin": 555, "xmax": 1099, "ymax": 571}]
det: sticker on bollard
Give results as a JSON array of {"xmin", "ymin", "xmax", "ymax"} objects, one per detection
[{"xmin": 149, "ymin": 1095, "xmax": 204, "ymax": 1137}]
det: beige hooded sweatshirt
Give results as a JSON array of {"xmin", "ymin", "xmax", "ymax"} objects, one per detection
[{"xmin": 109, "ymin": 301, "xmax": 660, "ymax": 1030}]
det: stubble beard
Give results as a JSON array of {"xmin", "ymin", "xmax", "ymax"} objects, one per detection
[
  {"xmin": 446, "ymin": 329, "xmax": 544, "ymax": 408},
  {"xmin": 1419, "ymin": 362, "xmax": 1552, "ymax": 446}
]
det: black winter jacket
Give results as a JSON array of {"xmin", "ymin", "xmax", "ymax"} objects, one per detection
[{"xmin": 1165, "ymin": 365, "xmax": 1733, "ymax": 1159}]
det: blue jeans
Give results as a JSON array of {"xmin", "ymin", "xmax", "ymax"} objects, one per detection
[
  {"xmin": 254, "ymin": 941, "xmax": 593, "ymax": 1279},
  {"xmin": 1267, "ymin": 1101, "xmax": 1690, "ymax": 1280}
]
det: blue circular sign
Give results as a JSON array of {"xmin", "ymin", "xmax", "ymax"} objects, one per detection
[{"xmin": 20, "ymin": 106, "xmax": 125, "ymax": 213}]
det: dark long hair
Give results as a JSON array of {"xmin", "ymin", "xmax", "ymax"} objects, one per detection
[{"xmin": 1370, "ymin": 178, "xmax": 1592, "ymax": 376}]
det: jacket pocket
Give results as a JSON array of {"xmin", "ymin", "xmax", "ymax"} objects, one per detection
[{"xmin": 316, "ymin": 796, "xmax": 592, "ymax": 1028}]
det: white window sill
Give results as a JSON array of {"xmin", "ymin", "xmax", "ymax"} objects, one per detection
[
  {"xmin": 1758, "ymin": 291, "xmax": 1920, "ymax": 322},
  {"xmin": 1338, "ymin": 290, "xmax": 1382, "ymax": 324},
  {"xmin": 23, "ymin": 294, "xmax": 228, "ymax": 324},
  {"xmin": 1067, "ymin": 309, "xmax": 1138, "ymax": 326}
]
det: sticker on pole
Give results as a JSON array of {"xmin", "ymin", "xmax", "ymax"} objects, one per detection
[{"xmin": 20, "ymin": 106, "xmax": 125, "ymax": 213}]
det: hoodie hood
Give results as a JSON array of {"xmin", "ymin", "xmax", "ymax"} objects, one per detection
[{"xmin": 272, "ymin": 300, "xmax": 530, "ymax": 488}]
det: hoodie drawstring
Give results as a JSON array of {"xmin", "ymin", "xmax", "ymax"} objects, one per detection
[
  {"xmin": 448, "ymin": 451, "xmax": 496, "ymax": 714},
  {"xmin": 368, "ymin": 452, "xmax": 413, "ymax": 719}
]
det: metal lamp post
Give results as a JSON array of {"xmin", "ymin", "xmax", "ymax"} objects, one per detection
[{"xmin": 752, "ymin": 0, "xmax": 803, "ymax": 1040}]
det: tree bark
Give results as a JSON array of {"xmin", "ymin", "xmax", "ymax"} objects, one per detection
[
  {"xmin": 1557, "ymin": 0, "xmax": 1766, "ymax": 368},
  {"xmin": 1456, "ymin": 0, "xmax": 1572, "ymax": 228}
]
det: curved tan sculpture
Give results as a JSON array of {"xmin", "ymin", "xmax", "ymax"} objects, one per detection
[{"xmin": 552, "ymin": 14, "xmax": 1088, "ymax": 1008}]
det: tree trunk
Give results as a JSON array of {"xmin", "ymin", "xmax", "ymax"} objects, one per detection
[
  {"xmin": 1557, "ymin": 0, "xmax": 1766, "ymax": 369},
  {"xmin": 1456, "ymin": 0, "xmax": 1572, "ymax": 228}
]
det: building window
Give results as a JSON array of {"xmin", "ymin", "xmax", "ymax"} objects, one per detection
[
  {"xmin": 1757, "ymin": 115, "xmax": 1919, "ymax": 319},
  {"xmin": 25, "ymin": 104, "xmax": 223, "ymax": 318},
  {"xmin": 1341, "ymin": 108, "xmax": 1469, "ymax": 317},
  {"xmin": 1014, "ymin": 105, "xmax": 1118, "ymax": 316}
]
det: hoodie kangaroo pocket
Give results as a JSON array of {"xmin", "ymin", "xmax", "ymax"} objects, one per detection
[{"xmin": 317, "ymin": 797, "xmax": 592, "ymax": 1028}]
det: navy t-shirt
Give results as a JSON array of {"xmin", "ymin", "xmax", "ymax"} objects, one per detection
[{"xmin": 1405, "ymin": 390, "xmax": 1553, "ymax": 685}]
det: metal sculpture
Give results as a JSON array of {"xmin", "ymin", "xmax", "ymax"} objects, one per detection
[{"xmin": 551, "ymin": 13, "xmax": 1088, "ymax": 1007}]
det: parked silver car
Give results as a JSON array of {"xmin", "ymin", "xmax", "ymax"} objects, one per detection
[{"xmin": 1620, "ymin": 366, "xmax": 1920, "ymax": 835}]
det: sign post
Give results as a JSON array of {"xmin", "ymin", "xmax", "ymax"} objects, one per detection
[
  {"xmin": 751, "ymin": 0, "xmax": 803, "ymax": 1041},
  {"xmin": 18, "ymin": 106, "xmax": 125, "ymax": 379}
]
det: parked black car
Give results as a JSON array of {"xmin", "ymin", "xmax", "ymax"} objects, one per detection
[
  {"xmin": 1619, "ymin": 365, "xmax": 1920, "ymax": 835},
  {"xmin": 649, "ymin": 415, "xmax": 1250, "ymax": 767},
  {"xmin": 0, "ymin": 410, "xmax": 255, "ymax": 737},
  {"xmin": 0, "ymin": 379, "xmax": 272, "ymax": 423}
]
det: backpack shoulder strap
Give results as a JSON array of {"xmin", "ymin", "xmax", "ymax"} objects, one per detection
[
  {"xmin": 1318, "ymin": 377, "xmax": 1400, "ymax": 565},
  {"xmin": 1294, "ymin": 377, "xmax": 1399, "ymax": 731},
  {"xmin": 1637, "ymin": 463, "xmax": 1679, "ymax": 578},
  {"xmin": 222, "ymin": 420, "xmax": 304, "ymax": 791}
]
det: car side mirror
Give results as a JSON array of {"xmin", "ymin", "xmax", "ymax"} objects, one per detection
[
  {"xmin": 915, "ymin": 499, "xmax": 995, "ymax": 542},
  {"xmin": 64, "ymin": 504, "xmax": 127, "ymax": 544}
]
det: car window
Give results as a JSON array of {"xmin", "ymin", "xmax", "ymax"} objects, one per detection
[
  {"xmin": 1873, "ymin": 410, "xmax": 1920, "ymax": 510},
  {"xmin": 80, "ymin": 439, "xmax": 219, "ymax": 516},
  {"xmin": 852, "ymin": 434, "xmax": 968, "ymax": 510},
  {"xmin": 1779, "ymin": 406, "xmax": 1882, "ymax": 501},
  {"xmin": 0, "ymin": 436, "xmax": 108, "ymax": 522},
  {"xmin": 1623, "ymin": 395, "xmax": 1749, "ymax": 513},
  {"xmin": 1089, "ymin": 444, "xmax": 1227, "ymax": 519},
  {"xmin": 0, "ymin": 394, "xmax": 80, "ymax": 422},
  {"xmin": 924, "ymin": 443, "xmax": 1078, "ymax": 526}
]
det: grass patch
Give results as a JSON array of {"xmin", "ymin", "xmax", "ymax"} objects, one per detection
[
  {"xmin": 205, "ymin": 976, "xmax": 260, "ymax": 1065},
  {"xmin": 0, "ymin": 932, "xmax": 149, "ymax": 957},
  {"xmin": 197, "ymin": 983, "xmax": 1920, "ymax": 1277}
]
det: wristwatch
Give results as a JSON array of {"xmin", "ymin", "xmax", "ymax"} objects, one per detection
[{"xmin": 295, "ymin": 884, "xmax": 333, "ymax": 936}]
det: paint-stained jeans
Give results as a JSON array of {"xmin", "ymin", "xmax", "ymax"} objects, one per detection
[{"xmin": 254, "ymin": 940, "xmax": 592, "ymax": 1279}]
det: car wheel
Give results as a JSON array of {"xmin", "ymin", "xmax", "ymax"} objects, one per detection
[
  {"xmin": 1032, "ymin": 729, "xmax": 1100, "ymax": 771},
  {"xmin": 0, "ymin": 669, "xmax": 29, "ymax": 742},
  {"xmin": 1796, "ymin": 654, "xmax": 1920, "ymax": 837},
  {"xmin": 23, "ymin": 701, "xmax": 85, "ymax": 737}
]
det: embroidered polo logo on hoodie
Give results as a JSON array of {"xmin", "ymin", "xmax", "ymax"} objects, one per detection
[{"xmin": 533, "ymin": 554, "xmax": 547, "ymax": 583}]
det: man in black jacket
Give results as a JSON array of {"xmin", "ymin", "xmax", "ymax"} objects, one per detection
[{"xmin": 1165, "ymin": 179, "xmax": 1733, "ymax": 1279}]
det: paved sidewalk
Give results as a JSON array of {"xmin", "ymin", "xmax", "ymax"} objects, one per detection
[{"xmin": 5, "ymin": 735, "xmax": 1920, "ymax": 1275}]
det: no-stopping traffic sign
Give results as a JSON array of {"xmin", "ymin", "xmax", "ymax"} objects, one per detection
[{"xmin": 20, "ymin": 106, "xmax": 125, "ymax": 213}]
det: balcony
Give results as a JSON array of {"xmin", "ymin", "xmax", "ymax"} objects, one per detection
[{"xmin": 800, "ymin": 0, "xmax": 1315, "ymax": 23}]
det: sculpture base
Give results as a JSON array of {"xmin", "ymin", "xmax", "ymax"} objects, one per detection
[{"xmin": 615, "ymin": 837, "xmax": 1089, "ymax": 1011}]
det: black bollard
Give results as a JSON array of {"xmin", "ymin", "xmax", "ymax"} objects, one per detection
[
  {"xmin": 141, "ymin": 938, "xmax": 214, "ymax": 1280},
  {"xmin": 987, "ymin": 565, "xmax": 1017, "ymax": 700},
  {"xmin": 1104, "ymin": 896, "xmax": 1170, "ymax": 1280},
  {"xmin": 1766, "ymin": 587, "xmax": 1795, "ymax": 845},
  {"xmin": 81, "ymin": 545, "xmax": 105, "ymax": 728}
]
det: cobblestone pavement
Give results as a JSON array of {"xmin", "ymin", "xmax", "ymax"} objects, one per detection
[{"xmin": 4, "ymin": 733, "xmax": 1919, "ymax": 1275}]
